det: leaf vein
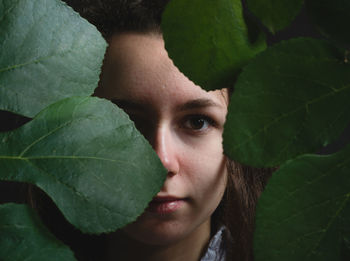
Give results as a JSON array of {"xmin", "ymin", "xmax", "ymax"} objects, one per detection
[
  {"xmin": 263, "ymin": 155, "xmax": 350, "ymax": 221},
  {"xmin": 306, "ymin": 193, "xmax": 350, "ymax": 258},
  {"xmin": 233, "ymin": 84, "xmax": 350, "ymax": 151},
  {"xmin": 19, "ymin": 120, "xmax": 74, "ymax": 157},
  {"xmin": 25, "ymin": 159, "xmax": 133, "ymax": 221}
]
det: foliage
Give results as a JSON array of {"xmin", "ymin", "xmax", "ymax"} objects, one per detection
[
  {"xmin": 0, "ymin": 0, "xmax": 106, "ymax": 117},
  {"xmin": 0, "ymin": 203, "xmax": 76, "ymax": 261},
  {"xmin": 0, "ymin": 0, "xmax": 349, "ymax": 259},
  {"xmin": 254, "ymin": 144, "xmax": 350, "ymax": 260},
  {"xmin": 0, "ymin": 97, "xmax": 165, "ymax": 234},
  {"xmin": 223, "ymin": 38, "xmax": 350, "ymax": 167},
  {"xmin": 246, "ymin": 0, "xmax": 304, "ymax": 34},
  {"xmin": 161, "ymin": 0, "xmax": 266, "ymax": 91},
  {"xmin": 305, "ymin": 0, "xmax": 350, "ymax": 47}
]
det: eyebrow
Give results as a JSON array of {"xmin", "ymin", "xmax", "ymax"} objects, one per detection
[
  {"xmin": 111, "ymin": 98, "xmax": 223, "ymax": 111},
  {"xmin": 177, "ymin": 98, "xmax": 224, "ymax": 111}
]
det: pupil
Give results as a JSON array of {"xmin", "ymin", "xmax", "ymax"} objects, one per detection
[{"xmin": 191, "ymin": 118, "xmax": 204, "ymax": 129}]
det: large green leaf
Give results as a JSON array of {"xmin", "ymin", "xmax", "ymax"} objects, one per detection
[
  {"xmin": 223, "ymin": 38, "xmax": 350, "ymax": 167},
  {"xmin": 0, "ymin": 203, "xmax": 76, "ymax": 261},
  {"xmin": 0, "ymin": 0, "xmax": 107, "ymax": 117},
  {"xmin": 0, "ymin": 97, "xmax": 166, "ymax": 234},
  {"xmin": 305, "ymin": 0, "xmax": 350, "ymax": 47},
  {"xmin": 161, "ymin": 0, "xmax": 266, "ymax": 91},
  {"xmin": 254, "ymin": 144, "xmax": 350, "ymax": 260},
  {"xmin": 246, "ymin": 0, "xmax": 303, "ymax": 34}
]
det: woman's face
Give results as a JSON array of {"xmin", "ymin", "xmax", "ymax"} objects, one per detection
[{"xmin": 97, "ymin": 33, "xmax": 228, "ymax": 245}]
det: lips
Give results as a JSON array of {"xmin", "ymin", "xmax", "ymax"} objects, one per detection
[{"xmin": 146, "ymin": 196, "xmax": 185, "ymax": 214}]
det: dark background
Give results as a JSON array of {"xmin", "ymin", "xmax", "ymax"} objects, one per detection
[{"xmin": 1, "ymin": 5, "xmax": 350, "ymax": 204}]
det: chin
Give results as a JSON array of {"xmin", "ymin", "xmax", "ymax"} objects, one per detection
[{"xmin": 122, "ymin": 218, "xmax": 192, "ymax": 246}]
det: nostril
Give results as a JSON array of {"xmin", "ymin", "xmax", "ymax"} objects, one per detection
[{"xmin": 167, "ymin": 170, "xmax": 177, "ymax": 177}]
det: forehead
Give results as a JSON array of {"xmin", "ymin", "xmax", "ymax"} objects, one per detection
[{"xmin": 96, "ymin": 33, "xmax": 228, "ymax": 109}]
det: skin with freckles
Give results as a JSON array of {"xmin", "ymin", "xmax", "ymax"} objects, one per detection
[{"xmin": 95, "ymin": 33, "xmax": 229, "ymax": 261}]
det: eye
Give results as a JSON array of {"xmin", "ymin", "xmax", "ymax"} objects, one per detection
[{"xmin": 182, "ymin": 115, "xmax": 216, "ymax": 132}]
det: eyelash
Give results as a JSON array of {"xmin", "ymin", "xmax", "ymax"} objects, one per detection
[{"xmin": 182, "ymin": 114, "xmax": 217, "ymax": 132}]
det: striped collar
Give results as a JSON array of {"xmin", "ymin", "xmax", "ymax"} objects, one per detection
[{"xmin": 200, "ymin": 226, "xmax": 230, "ymax": 261}]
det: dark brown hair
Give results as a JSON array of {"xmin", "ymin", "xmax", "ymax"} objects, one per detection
[
  {"xmin": 29, "ymin": 1, "xmax": 274, "ymax": 260},
  {"xmin": 63, "ymin": 0, "xmax": 169, "ymax": 37}
]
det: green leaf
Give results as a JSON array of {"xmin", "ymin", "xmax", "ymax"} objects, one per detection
[
  {"xmin": 223, "ymin": 38, "xmax": 350, "ymax": 167},
  {"xmin": 254, "ymin": 144, "xmax": 350, "ymax": 260},
  {"xmin": 305, "ymin": 0, "xmax": 350, "ymax": 47},
  {"xmin": 246, "ymin": 0, "xmax": 303, "ymax": 34},
  {"xmin": 0, "ymin": 97, "xmax": 166, "ymax": 234},
  {"xmin": 0, "ymin": 0, "xmax": 107, "ymax": 117},
  {"xmin": 161, "ymin": 0, "xmax": 266, "ymax": 91},
  {"xmin": 0, "ymin": 203, "xmax": 76, "ymax": 261}
]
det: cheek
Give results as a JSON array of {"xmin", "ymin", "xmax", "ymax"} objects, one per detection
[
  {"xmin": 183, "ymin": 144, "xmax": 227, "ymax": 207},
  {"xmin": 188, "ymin": 159, "xmax": 227, "ymax": 227},
  {"xmin": 184, "ymin": 133, "xmax": 225, "ymax": 178},
  {"xmin": 196, "ymin": 157, "xmax": 227, "ymax": 196}
]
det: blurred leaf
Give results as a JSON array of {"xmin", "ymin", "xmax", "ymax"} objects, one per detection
[
  {"xmin": 0, "ymin": 0, "xmax": 107, "ymax": 117},
  {"xmin": 0, "ymin": 203, "xmax": 76, "ymax": 261},
  {"xmin": 223, "ymin": 38, "xmax": 350, "ymax": 167},
  {"xmin": 0, "ymin": 97, "xmax": 166, "ymax": 234},
  {"xmin": 161, "ymin": 0, "xmax": 266, "ymax": 91},
  {"xmin": 254, "ymin": 144, "xmax": 350, "ymax": 261},
  {"xmin": 247, "ymin": 0, "xmax": 303, "ymax": 34},
  {"xmin": 305, "ymin": 0, "xmax": 350, "ymax": 47}
]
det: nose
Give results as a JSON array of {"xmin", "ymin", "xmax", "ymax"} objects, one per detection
[{"xmin": 151, "ymin": 124, "xmax": 180, "ymax": 176}]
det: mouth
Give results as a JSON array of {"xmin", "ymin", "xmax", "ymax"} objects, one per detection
[{"xmin": 146, "ymin": 196, "xmax": 186, "ymax": 214}]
